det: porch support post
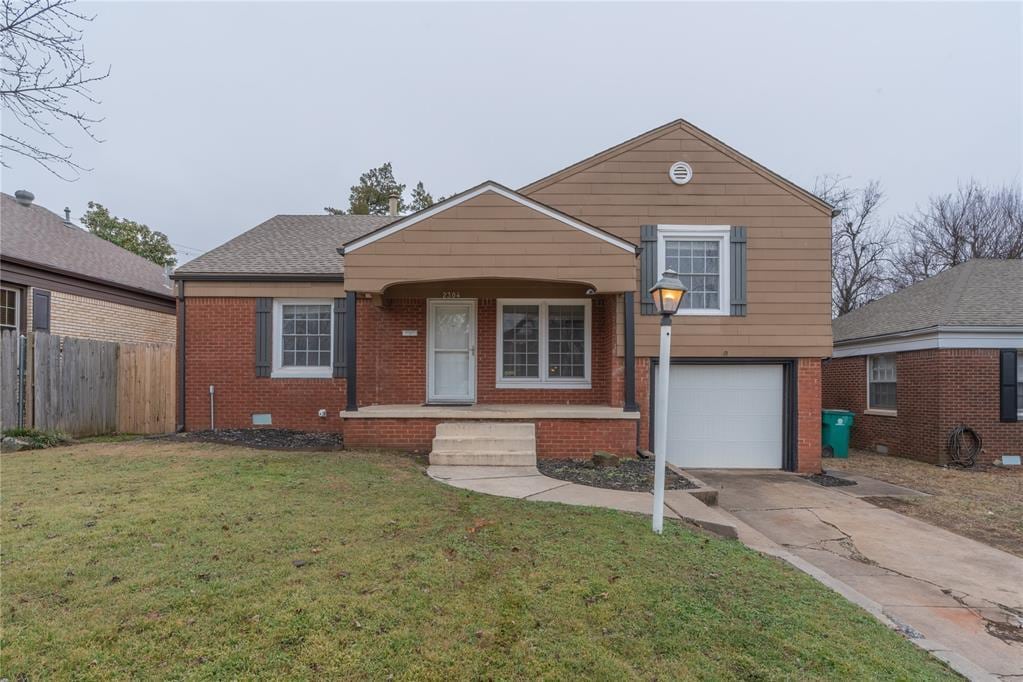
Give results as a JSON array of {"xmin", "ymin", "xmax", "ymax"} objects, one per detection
[
  {"xmin": 345, "ymin": 290, "xmax": 358, "ymax": 411},
  {"xmin": 623, "ymin": 292, "xmax": 638, "ymax": 412}
]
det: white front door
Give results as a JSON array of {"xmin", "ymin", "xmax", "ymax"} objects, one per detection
[
  {"xmin": 664, "ymin": 364, "xmax": 784, "ymax": 468},
  {"xmin": 427, "ymin": 300, "xmax": 476, "ymax": 403}
]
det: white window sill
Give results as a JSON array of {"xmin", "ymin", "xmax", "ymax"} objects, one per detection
[
  {"xmin": 271, "ymin": 368, "xmax": 332, "ymax": 379},
  {"xmin": 864, "ymin": 408, "xmax": 897, "ymax": 417},
  {"xmin": 496, "ymin": 381, "xmax": 591, "ymax": 390},
  {"xmin": 675, "ymin": 308, "xmax": 729, "ymax": 317}
]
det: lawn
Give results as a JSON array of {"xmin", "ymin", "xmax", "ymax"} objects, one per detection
[
  {"xmin": 828, "ymin": 449, "xmax": 1023, "ymax": 557},
  {"xmin": 2, "ymin": 441, "xmax": 956, "ymax": 680}
]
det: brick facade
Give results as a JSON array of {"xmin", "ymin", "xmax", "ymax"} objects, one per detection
[
  {"xmin": 822, "ymin": 348, "xmax": 1021, "ymax": 465},
  {"xmin": 356, "ymin": 295, "xmax": 617, "ymax": 407},
  {"xmin": 183, "ymin": 294, "xmax": 826, "ymax": 468},
  {"xmin": 343, "ymin": 417, "xmax": 637, "ymax": 459},
  {"xmin": 797, "ymin": 357, "xmax": 823, "ymax": 474},
  {"xmin": 184, "ymin": 297, "xmax": 345, "ymax": 432},
  {"xmin": 29, "ymin": 288, "xmax": 175, "ymax": 344}
]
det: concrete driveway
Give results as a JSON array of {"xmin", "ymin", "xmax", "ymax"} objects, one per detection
[{"xmin": 697, "ymin": 470, "xmax": 1023, "ymax": 680}]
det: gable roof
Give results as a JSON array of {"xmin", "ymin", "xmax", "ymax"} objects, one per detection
[
  {"xmin": 341, "ymin": 181, "xmax": 637, "ymax": 255},
  {"xmin": 0, "ymin": 192, "xmax": 174, "ymax": 298},
  {"xmin": 174, "ymin": 214, "xmax": 397, "ymax": 279},
  {"xmin": 833, "ymin": 259, "xmax": 1023, "ymax": 344},
  {"xmin": 519, "ymin": 118, "xmax": 833, "ymax": 215}
]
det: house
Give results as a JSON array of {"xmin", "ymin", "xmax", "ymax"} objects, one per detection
[
  {"xmin": 172, "ymin": 119, "xmax": 833, "ymax": 472},
  {"xmin": 823, "ymin": 259, "xmax": 1023, "ymax": 465},
  {"xmin": 0, "ymin": 191, "xmax": 176, "ymax": 344}
]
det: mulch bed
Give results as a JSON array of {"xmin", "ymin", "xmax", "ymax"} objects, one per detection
[
  {"xmin": 802, "ymin": 472, "xmax": 857, "ymax": 487},
  {"xmin": 537, "ymin": 458, "xmax": 696, "ymax": 492},
  {"xmin": 163, "ymin": 429, "xmax": 343, "ymax": 451}
]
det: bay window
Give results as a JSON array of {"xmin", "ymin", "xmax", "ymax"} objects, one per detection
[{"xmin": 496, "ymin": 299, "xmax": 590, "ymax": 388}]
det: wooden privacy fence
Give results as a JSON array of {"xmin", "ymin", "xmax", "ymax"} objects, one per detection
[
  {"xmin": 2, "ymin": 331, "xmax": 175, "ymax": 436},
  {"xmin": 1, "ymin": 329, "xmax": 27, "ymax": 429}
]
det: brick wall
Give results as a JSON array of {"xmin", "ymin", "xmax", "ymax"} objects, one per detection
[
  {"xmin": 797, "ymin": 357, "xmax": 822, "ymax": 474},
  {"xmin": 343, "ymin": 417, "xmax": 637, "ymax": 458},
  {"xmin": 355, "ymin": 295, "xmax": 619, "ymax": 407},
  {"xmin": 821, "ymin": 348, "xmax": 1020, "ymax": 465},
  {"xmin": 184, "ymin": 297, "xmax": 345, "ymax": 432},
  {"xmin": 43, "ymin": 289, "xmax": 175, "ymax": 344}
]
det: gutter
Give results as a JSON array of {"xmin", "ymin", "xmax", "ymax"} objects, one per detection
[{"xmin": 170, "ymin": 272, "xmax": 344, "ymax": 282}]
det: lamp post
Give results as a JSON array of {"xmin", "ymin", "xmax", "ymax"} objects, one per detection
[{"xmin": 649, "ymin": 269, "xmax": 686, "ymax": 533}]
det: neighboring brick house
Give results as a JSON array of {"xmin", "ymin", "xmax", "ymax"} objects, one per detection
[
  {"xmin": 0, "ymin": 191, "xmax": 176, "ymax": 344},
  {"xmin": 823, "ymin": 259, "xmax": 1023, "ymax": 465},
  {"xmin": 174, "ymin": 119, "xmax": 833, "ymax": 472}
]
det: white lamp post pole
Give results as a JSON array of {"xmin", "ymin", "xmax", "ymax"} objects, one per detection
[
  {"xmin": 652, "ymin": 314, "xmax": 673, "ymax": 533},
  {"xmin": 648, "ymin": 269, "xmax": 685, "ymax": 534}
]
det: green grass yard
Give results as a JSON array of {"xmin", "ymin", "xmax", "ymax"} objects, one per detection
[{"xmin": 2, "ymin": 441, "xmax": 956, "ymax": 680}]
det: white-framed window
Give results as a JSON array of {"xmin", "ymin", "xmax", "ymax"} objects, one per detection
[
  {"xmin": 0, "ymin": 286, "xmax": 20, "ymax": 334},
  {"xmin": 867, "ymin": 354, "xmax": 897, "ymax": 412},
  {"xmin": 272, "ymin": 298, "xmax": 333, "ymax": 378},
  {"xmin": 657, "ymin": 225, "xmax": 731, "ymax": 315},
  {"xmin": 1017, "ymin": 351, "xmax": 1023, "ymax": 420},
  {"xmin": 496, "ymin": 299, "xmax": 591, "ymax": 388}
]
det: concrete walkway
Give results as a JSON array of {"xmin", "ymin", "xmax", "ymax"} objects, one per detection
[
  {"xmin": 427, "ymin": 465, "xmax": 738, "ymax": 538},
  {"xmin": 698, "ymin": 469, "xmax": 1023, "ymax": 681}
]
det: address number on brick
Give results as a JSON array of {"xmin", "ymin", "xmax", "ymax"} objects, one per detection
[{"xmin": 441, "ymin": 291, "xmax": 461, "ymax": 298}]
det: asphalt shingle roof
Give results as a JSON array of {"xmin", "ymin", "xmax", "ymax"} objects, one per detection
[
  {"xmin": 0, "ymin": 192, "xmax": 173, "ymax": 297},
  {"xmin": 833, "ymin": 259, "xmax": 1023, "ymax": 343},
  {"xmin": 175, "ymin": 214, "xmax": 397, "ymax": 277}
]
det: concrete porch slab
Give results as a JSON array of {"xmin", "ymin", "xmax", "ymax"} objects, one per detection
[{"xmin": 342, "ymin": 404, "xmax": 640, "ymax": 420}]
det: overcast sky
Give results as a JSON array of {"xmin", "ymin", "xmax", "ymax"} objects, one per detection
[{"xmin": 3, "ymin": 1, "xmax": 1020, "ymax": 264}]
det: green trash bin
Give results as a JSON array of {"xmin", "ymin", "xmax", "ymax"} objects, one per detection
[{"xmin": 822, "ymin": 409, "xmax": 855, "ymax": 458}]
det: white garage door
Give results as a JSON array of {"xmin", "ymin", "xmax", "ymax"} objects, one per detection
[{"xmin": 663, "ymin": 364, "xmax": 783, "ymax": 469}]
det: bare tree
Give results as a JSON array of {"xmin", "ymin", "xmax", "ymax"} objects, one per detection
[
  {"xmin": 1, "ymin": 0, "xmax": 109, "ymax": 179},
  {"xmin": 814, "ymin": 176, "xmax": 895, "ymax": 317},
  {"xmin": 894, "ymin": 181, "xmax": 1023, "ymax": 286}
]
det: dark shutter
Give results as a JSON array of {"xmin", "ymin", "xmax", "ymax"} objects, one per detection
[
  {"xmin": 639, "ymin": 224, "xmax": 658, "ymax": 315},
  {"xmin": 332, "ymin": 297, "xmax": 346, "ymax": 378},
  {"xmin": 32, "ymin": 289, "xmax": 51, "ymax": 331},
  {"xmin": 730, "ymin": 226, "xmax": 748, "ymax": 316},
  {"xmin": 255, "ymin": 298, "xmax": 272, "ymax": 377},
  {"xmin": 1000, "ymin": 349, "xmax": 1018, "ymax": 422}
]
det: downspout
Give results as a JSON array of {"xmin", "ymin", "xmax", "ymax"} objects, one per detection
[{"xmin": 176, "ymin": 280, "xmax": 187, "ymax": 432}]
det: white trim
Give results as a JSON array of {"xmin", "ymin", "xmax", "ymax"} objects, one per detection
[
  {"xmin": 343, "ymin": 182, "xmax": 637, "ymax": 255},
  {"xmin": 833, "ymin": 326, "xmax": 1023, "ymax": 358},
  {"xmin": 271, "ymin": 298, "xmax": 334, "ymax": 379},
  {"xmin": 0, "ymin": 285, "xmax": 21, "ymax": 335},
  {"xmin": 656, "ymin": 225, "xmax": 731, "ymax": 316},
  {"xmin": 864, "ymin": 409, "xmax": 898, "ymax": 417},
  {"xmin": 427, "ymin": 298, "xmax": 477, "ymax": 403},
  {"xmin": 495, "ymin": 298, "xmax": 591, "ymax": 389}
]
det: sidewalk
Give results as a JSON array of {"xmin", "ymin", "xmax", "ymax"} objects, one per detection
[{"xmin": 426, "ymin": 465, "xmax": 738, "ymax": 538}]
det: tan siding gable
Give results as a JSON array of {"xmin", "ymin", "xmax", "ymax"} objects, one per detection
[
  {"xmin": 527, "ymin": 123, "xmax": 833, "ymax": 359},
  {"xmin": 342, "ymin": 191, "xmax": 637, "ymax": 293}
]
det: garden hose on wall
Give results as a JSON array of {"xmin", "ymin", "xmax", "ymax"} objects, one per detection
[{"xmin": 946, "ymin": 425, "xmax": 981, "ymax": 467}]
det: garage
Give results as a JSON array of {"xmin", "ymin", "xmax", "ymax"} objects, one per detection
[{"xmin": 662, "ymin": 364, "xmax": 785, "ymax": 469}]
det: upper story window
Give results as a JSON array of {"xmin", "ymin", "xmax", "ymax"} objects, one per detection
[
  {"xmin": 657, "ymin": 226, "xmax": 730, "ymax": 315},
  {"xmin": 868, "ymin": 354, "xmax": 897, "ymax": 412},
  {"xmin": 0, "ymin": 286, "xmax": 20, "ymax": 334},
  {"xmin": 272, "ymin": 299, "xmax": 333, "ymax": 378},
  {"xmin": 496, "ymin": 299, "xmax": 590, "ymax": 388}
]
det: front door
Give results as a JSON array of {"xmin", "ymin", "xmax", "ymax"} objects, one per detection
[{"xmin": 427, "ymin": 299, "xmax": 476, "ymax": 403}]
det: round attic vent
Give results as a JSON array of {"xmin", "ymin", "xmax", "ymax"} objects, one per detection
[{"xmin": 668, "ymin": 161, "xmax": 693, "ymax": 185}]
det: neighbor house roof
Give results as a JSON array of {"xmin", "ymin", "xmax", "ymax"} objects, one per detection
[
  {"xmin": 833, "ymin": 259, "xmax": 1023, "ymax": 344},
  {"xmin": 0, "ymin": 192, "xmax": 173, "ymax": 298},
  {"xmin": 174, "ymin": 214, "xmax": 398, "ymax": 279}
]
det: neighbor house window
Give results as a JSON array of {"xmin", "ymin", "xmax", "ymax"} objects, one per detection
[
  {"xmin": 1018, "ymin": 352, "xmax": 1023, "ymax": 420},
  {"xmin": 496, "ymin": 299, "xmax": 590, "ymax": 387},
  {"xmin": 658, "ymin": 226, "xmax": 730, "ymax": 315},
  {"xmin": 868, "ymin": 354, "xmax": 897, "ymax": 411},
  {"xmin": 0, "ymin": 286, "xmax": 19, "ymax": 334},
  {"xmin": 272, "ymin": 299, "xmax": 333, "ymax": 378}
]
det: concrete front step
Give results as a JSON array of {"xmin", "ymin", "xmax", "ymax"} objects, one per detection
[{"xmin": 429, "ymin": 421, "xmax": 537, "ymax": 466}]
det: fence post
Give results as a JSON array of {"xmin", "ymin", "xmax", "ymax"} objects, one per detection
[{"xmin": 17, "ymin": 334, "xmax": 26, "ymax": 428}]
